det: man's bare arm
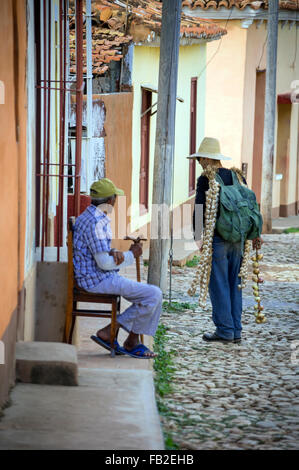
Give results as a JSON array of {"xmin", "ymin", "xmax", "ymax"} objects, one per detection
[{"xmin": 95, "ymin": 251, "xmax": 134, "ymax": 270}]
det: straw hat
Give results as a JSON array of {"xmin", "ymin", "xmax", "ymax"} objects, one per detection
[{"xmin": 187, "ymin": 137, "xmax": 231, "ymax": 161}]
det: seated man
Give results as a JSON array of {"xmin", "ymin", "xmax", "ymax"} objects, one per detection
[{"xmin": 73, "ymin": 177, "xmax": 162, "ymax": 358}]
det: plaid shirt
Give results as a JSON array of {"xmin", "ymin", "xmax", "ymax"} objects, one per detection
[{"xmin": 73, "ymin": 205, "xmax": 117, "ymax": 290}]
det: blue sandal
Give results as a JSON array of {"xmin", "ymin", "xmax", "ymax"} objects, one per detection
[
  {"xmin": 122, "ymin": 344, "xmax": 156, "ymax": 359},
  {"xmin": 90, "ymin": 335, "xmax": 125, "ymax": 355}
]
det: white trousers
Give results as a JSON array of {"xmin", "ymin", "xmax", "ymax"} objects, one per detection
[{"xmin": 89, "ymin": 274, "xmax": 162, "ymax": 337}]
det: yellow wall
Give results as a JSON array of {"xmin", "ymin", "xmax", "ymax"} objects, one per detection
[
  {"xmin": 242, "ymin": 22, "xmax": 299, "ymax": 208},
  {"xmin": 241, "ymin": 22, "xmax": 267, "ymax": 188},
  {"xmin": 131, "ymin": 43, "xmax": 206, "ymax": 232},
  {"xmin": 205, "ymin": 20, "xmax": 248, "ymax": 170},
  {"xmin": 205, "ymin": 19, "xmax": 299, "ymax": 212}
]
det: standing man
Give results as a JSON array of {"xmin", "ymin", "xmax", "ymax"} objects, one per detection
[
  {"xmin": 73, "ymin": 178, "xmax": 162, "ymax": 358},
  {"xmin": 189, "ymin": 137, "xmax": 263, "ymax": 343}
]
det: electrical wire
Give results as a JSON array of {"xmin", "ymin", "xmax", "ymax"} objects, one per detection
[
  {"xmin": 258, "ymin": 29, "xmax": 268, "ymax": 70},
  {"xmin": 291, "ymin": 0, "xmax": 298, "ymax": 69},
  {"xmin": 197, "ymin": 8, "xmax": 233, "ymax": 81}
]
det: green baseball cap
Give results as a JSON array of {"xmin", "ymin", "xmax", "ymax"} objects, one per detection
[{"xmin": 90, "ymin": 178, "xmax": 124, "ymax": 198}]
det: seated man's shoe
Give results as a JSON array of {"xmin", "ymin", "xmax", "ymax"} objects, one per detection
[{"xmin": 202, "ymin": 332, "xmax": 234, "ymax": 343}]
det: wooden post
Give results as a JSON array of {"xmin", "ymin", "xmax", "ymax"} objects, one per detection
[
  {"xmin": 147, "ymin": 0, "xmax": 182, "ymax": 292},
  {"xmin": 260, "ymin": 0, "xmax": 279, "ymax": 233}
]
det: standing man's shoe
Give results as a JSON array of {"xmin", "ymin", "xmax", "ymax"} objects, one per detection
[
  {"xmin": 202, "ymin": 332, "xmax": 234, "ymax": 343},
  {"xmin": 234, "ymin": 337, "xmax": 242, "ymax": 343}
]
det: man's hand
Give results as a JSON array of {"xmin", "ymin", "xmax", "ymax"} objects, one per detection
[
  {"xmin": 252, "ymin": 237, "xmax": 264, "ymax": 250},
  {"xmin": 129, "ymin": 243, "xmax": 143, "ymax": 259},
  {"xmin": 109, "ymin": 249, "xmax": 125, "ymax": 265}
]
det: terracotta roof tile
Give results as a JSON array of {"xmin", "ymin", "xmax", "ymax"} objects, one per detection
[
  {"xmin": 126, "ymin": 0, "xmax": 226, "ymax": 40},
  {"xmin": 69, "ymin": 0, "xmax": 226, "ymax": 76},
  {"xmin": 185, "ymin": 0, "xmax": 299, "ymax": 10}
]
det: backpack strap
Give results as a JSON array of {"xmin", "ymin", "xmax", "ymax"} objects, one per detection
[
  {"xmin": 231, "ymin": 170, "xmax": 241, "ymax": 186},
  {"xmin": 231, "ymin": 168, "xmax": 248, "ymax": 186},
  {"xmin": 214, "ymin": 172, "xmax": 225, "ymax": 185},
  {"xmin": 215, "ymin": 170, "xmax": 241, "ymax": 186}
]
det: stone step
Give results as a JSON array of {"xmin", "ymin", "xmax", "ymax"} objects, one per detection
[{"xmin": 16, "ymin": 341, "xmax": 78, "ymax": 386}]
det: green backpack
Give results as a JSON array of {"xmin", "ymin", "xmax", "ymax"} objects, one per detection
[{"xmin": 215, "ymin": 170, "xmax": 263, "ymax": 245}]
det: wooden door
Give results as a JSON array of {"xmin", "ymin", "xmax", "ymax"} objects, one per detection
[
  {"xmin": 276, "ymin": 102, "xmax": 291, "ymax": 216},
  {"xmin": 252, "ymin": 70, "xmax": 266, "ymax": 204},
  {"xmin": 140, "ymin": 89, "xmax": 152, "ymax": 213}
]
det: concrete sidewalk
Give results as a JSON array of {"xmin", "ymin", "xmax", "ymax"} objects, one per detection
[
  {"xmin": 272, "ymin": 215, "xmax": 299, "ymax": 233},
  {"xmin": 0, "ymin": 262, "xmax": 164, "ymax": 450},
  {"xmin": 0, "ymin": 369, "xmax": 163, "ymax": 450}
]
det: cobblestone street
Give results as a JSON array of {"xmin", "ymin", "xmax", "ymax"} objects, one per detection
[{"xmin": 151, "ymin": 234, "xmax": 299, "ymax": 450}]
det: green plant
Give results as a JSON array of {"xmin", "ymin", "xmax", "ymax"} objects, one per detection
[
  {"xmin": 153, "ymin": 324, "xmax": 176, "ymax": 397},
  {"xmin": 164, "ymin": 433, "xmax": 180, "ymax": 450},
  {"xmin": 162, "ymin": 301, "xmax": 197, "ymax": 312},
  {"xmin": 283, "ymin": 227, "xmax": 299, "ymax": 234},
  {"xmin": 186, "ymin": 255, "xmax": 200, "ymax": 267},
  {"xmin": 153, "ymin": 324, "xmax": 179, "ymax": 448}
]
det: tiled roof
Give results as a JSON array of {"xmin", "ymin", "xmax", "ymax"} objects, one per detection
[
  {"xmin": 69, "ymin": 0, "xmax": 226, "ymax": 76},
  {"xmin": 182, "ymin": 0, "xmax": 299, "ymax": 10},
  {"xmin": 69, "ymin": 1, "xmax": 133, "ymax": 76}
]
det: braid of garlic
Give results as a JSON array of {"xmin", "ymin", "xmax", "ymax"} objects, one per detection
[
  {"xmin": 188, "ymin": 165, "xmax": 252, "ymax": 305},
  {"xmin": 230, "ymin": 166, "xmax": 246, "ymax": 184},
  {"xmin": 230, "ymin": 167, "xmax": 251, "ymax": 289},
  {"xmin": 188, "ymin": 166, "xmax": 220, "ymax": 308},
  {"xmin": 238, "ymin": 239, "xmax": 251, "ymax": 289}
]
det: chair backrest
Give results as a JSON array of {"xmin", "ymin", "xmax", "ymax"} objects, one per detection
[
  {"xmin": 65, "ymin": 216, "xmax": 76, "ymax": 342},
  {"xmin": 67, "ymin": 216, "xmax": 76, "ymax": 292}
]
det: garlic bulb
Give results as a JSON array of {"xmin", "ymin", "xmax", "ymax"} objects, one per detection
[
  {"xmin": 252, "ymin": 247, "xmax": 267, "ymax": 324},
  {"xmin": 188, "ymin": 166, "xmax": 220, "ymax": 308},
  {"xmin": 238, "ymin": 240, "xmax": 251, "ymax": 289}
]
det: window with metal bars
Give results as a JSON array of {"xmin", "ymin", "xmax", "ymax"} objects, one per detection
[{"xmin": 34, "ymin": 0, "xmax": 84, "ymax": 262}]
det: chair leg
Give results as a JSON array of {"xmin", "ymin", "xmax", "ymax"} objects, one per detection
[
  {"xmin": 110, "ymin": 300, "xmax": 117, "ymax": 358},
  {"xmin": 68, "ymin": 315, "xmax": 76, "ymax": 344}
]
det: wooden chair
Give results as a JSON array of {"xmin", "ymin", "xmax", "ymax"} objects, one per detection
[{"xmin": 64, "ymin": 217, "xmax": 121, "ymax": 357}]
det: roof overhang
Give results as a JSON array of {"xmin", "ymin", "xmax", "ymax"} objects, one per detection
[
  {"xmin": 182, "ymin": 6, "xmax": 299, "ymax": 22},
  {"xmin": 134, "ymin": 34, "xmax": 224, "ymax": 47}
]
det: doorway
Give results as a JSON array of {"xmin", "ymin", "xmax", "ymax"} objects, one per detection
[
  {"xmin": 252, "ymin": 69, "xmax": 266, "ymax": 204},
  {"xmin": 139, "ymin": 88, "xmax": 152, "ymax": 213},
  {"xmin": 276, "ymin": 102, "xmax": 292, "ymax": 216}
]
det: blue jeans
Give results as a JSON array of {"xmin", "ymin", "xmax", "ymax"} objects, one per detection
[
  {"xmin": 88, "ymin": 274, "xmax": 162, "ymax": 336},
  {"xmin": 208, "ymin": 235, "xmax": 243, "ymax": 340}
]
